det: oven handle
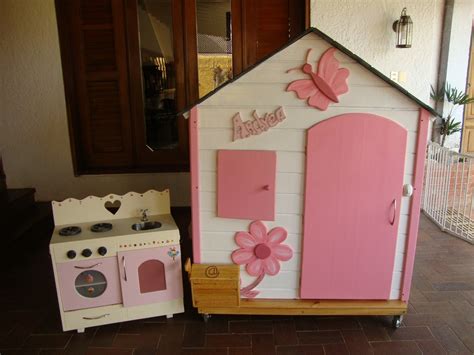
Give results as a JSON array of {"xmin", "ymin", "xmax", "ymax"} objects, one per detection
[
  {"xmin": 82, "ymin": 313, "xmax": 109, "ymax": 320},
  {"xmin": 122, "ymin": 256, "xmax": 127, "ymax": 282},
  {"xmin": 74, "ymin": 263, "xmax": 102, "ymax": 270}
]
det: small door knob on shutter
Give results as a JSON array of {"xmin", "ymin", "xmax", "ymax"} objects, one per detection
[{"xmin": 263, "ymin": 185, "xmax": 270, "ymax": 191}]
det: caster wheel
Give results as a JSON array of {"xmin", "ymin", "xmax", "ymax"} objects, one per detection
[
  {"xmin": 392, "ymin": 315, "xmax": 403, "ymax": 329},
  {"xmin": 202, "ymin": 314, "xmax": 211, "ymax": 323}
]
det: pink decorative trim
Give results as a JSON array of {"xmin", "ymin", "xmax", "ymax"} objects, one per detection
[
  {"xmin": 190, "ymin": 107, "xmax": 201, "ymax": 263},
  {"xmin": 231, "ymin": 220, "xmax": 293, "ymax": 298},
  {"xmin": 233, "ymin": 107, "xmax": 286, "ymax": 141},
  {"xmin": 401, "ymin": 108, "xmax": 430, "ymax": 301},
  {"xmin": 286, "ymin": 48, "xmax": 350, "ymax": 111}
]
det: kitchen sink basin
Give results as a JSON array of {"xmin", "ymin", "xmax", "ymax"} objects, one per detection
[{"xmin": 131, "ymin": 221, "xmax": 162, "ymax": 231}]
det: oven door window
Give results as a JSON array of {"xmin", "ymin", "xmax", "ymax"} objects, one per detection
[
  {"xmin": 75, "ymin": 270, "xmax": 107, "ymax": 298},
  {"xmin": 138, "ymin": 260, "xmax": 167, "ymax": 293}
]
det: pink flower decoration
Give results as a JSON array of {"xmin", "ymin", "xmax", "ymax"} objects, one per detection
[{"xmin": 231, "ymin": 221, "xmax": 293, "ymax": 277}]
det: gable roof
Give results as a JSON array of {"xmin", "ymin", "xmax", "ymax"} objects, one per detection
[{"xmin": 181, "ymin": 27, "xmax": 438, "ymax": 117}]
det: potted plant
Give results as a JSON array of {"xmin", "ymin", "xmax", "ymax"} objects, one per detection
[{"xmin": 430, "ymin": 83, "xmax": 474, "ymax": 147}]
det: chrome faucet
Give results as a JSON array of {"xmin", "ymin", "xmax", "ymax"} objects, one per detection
[{"xmin": 140, "ymin": 208, "xmax": 149, "ymax": 222}]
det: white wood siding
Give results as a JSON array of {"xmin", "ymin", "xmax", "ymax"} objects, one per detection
[{"xmin": 196, "ymin": 32, "xmax": 421, "ymax": 300}]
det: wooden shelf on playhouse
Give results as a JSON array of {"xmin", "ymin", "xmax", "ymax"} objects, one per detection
[
  {"xmin": 197, "ymin": 299, "xmax": 407, "ymax": 317},
  {"xmin": 185, "ymin": 260, "xmax": 407, "ymax": 318}
]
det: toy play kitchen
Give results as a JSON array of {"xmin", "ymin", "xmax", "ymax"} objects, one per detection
[{"xmin": 49, "ymin": 189, "xmax": 183, "ymax": 332}]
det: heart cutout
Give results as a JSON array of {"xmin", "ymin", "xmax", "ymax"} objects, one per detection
[{"xmin": 104, "ymin": 200, "xmax": 121, "ymax": 215}]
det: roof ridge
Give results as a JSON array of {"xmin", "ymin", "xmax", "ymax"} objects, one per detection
[{"xmin": 180, "ymin": 27, "xmax": 438, "ymax": 117}]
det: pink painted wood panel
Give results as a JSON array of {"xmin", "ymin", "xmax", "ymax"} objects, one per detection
[
  {"xmin": 118, "ymin": 246, "xmax": 183, "ymax": 307},
  {"xmin": 286, "ymin": 48, "xmax": 350, "ymax": 111},
  {"xmin": 56, "ymin": 257, "xmax": 122, "ymax": 311},
  {"xmin": 190, "ymin": 107, "xmax": 201, "ymax": 263},
  {"xmin": 300, "ymin": 113, "xmax": 407, "ymax": 300},
  {"xmin": 217, "ymin": 150, "xmax": 277, "ymax": 221},
  {"xmin": 401, "ymin": 108, "xmax": 430, "ymax": 301}
]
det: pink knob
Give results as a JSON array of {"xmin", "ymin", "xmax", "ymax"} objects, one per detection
[{"xmin": 263, "ymin": 185, "xmax": 270, "ymax": 191}]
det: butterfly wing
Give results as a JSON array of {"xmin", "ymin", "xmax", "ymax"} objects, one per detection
[
  {"xmin": 307, "ymin": 91, "xmax": 332, "ymax": 111},
  {"xmin": 308, "ymin": 48, "xmax": 350, "ymax": 103},
  {"xmin": 287, "ymin": 79, "xmax": 331, "ymax": 110},
  {"xmin": 286, "ymin": 79, "xmax": 318, "ymax": 99},
  {"xmin": 331, "ymin": 68, "xmax": 350, "ymax": 95},
  {"xmin": 286, "ymin": 48, "xmax": 349, "ymax": 110},
  {"xmin": 317, "ymin": 48, "xmax": 340, "ymax": 83}
]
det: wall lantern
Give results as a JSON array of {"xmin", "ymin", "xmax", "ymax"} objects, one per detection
[{"xmin": 392, "ymin": 7, "xmax": 413, "ymax": 48}]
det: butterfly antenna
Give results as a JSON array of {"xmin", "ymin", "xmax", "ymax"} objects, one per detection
[
  {"xmin": 306, "ymin": 49, "xmax": 313, "ymax": 63},
  {"xmin": 286, "ymin": 49, "xmax": 314, "ymax": 73},
  {"xmin": 286, "ymin": 67, "xmax": 300, "ymax": 73}
]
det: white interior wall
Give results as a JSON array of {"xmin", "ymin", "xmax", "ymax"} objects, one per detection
[
  {"xmin": 311, "ymin": 0, "xmax": 445, "ymax": 104},
  {"xmin": 0, "ymin": 0, "xmax": 444, "ymax": 206},
  {"xmin": 0, "ymin": 0, "xmax": 190, "ymax": 205}
]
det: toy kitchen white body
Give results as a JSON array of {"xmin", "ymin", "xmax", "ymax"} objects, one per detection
[{"xmin": 49, "ymin": 190, "xmax": 184, "ymax": 332}]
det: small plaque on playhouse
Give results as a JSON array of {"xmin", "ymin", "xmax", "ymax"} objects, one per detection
[{"xmin": 232, "ymin": 107, "xmax": 286, "ymax": 141}]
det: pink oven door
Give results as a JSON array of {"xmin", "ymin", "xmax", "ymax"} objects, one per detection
[
  {"xmin": 56, "ymin": 257, "xmax": 122, "ymax": 311},
  {"xmin": 118, "ymin": 246, "xmax": 183, "ymax": 307}
]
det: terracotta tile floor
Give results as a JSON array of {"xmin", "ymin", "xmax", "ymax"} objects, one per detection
[{"xmin": 1, "ymin": 211, "xmax": 473, "ymax": 354}]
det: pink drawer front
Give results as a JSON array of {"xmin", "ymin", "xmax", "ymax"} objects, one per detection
[{"xmin": 56, "ymin": 257, "xmax": 122, "ymax": 311}]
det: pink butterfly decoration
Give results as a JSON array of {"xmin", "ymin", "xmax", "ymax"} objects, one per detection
[{"xmin": 286, "ymin": 48, "xmax": 350, "ymax": 111}]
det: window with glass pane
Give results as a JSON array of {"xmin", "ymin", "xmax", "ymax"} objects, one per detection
[
  {"xmin": 75, "ymin": 270, "xmax": 107, "ymax": 298},
  {"xmin": 196, "ymin": 0, "xmax": 232, "ymax": 98},
  {"xmin": 137, "ymin": 0, "xmax": 178, "ymax": 151}
]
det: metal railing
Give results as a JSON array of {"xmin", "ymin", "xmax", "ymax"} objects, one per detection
[{"xmin": 422, "ymin": 142, "xmax": 474, "ymax": 244}]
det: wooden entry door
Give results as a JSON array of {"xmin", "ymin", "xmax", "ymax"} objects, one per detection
[
  {"xmin": 461, "ymin": 33, "xmax": 474, "ymax": 153},
  {"xmin": 300, "ymin": 113, "xmax": 407, "ymax": 300}
]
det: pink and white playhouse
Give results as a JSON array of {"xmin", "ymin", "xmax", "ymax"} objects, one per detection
[{"xmin": 184, "ymin": 27, "xmax": 437, "ymax": 327}]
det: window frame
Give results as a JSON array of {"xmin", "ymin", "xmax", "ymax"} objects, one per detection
[{"xmin": 55, "ymin": 0, "xmax": 308, "ymax": 175}]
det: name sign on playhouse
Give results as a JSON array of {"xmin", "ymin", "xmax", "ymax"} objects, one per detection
[{"xmin": 232, "ymin": 107, "xmax": 286, "ymax": 141}]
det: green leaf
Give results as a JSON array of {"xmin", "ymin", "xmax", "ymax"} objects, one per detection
[{"xmin": 432, "ymin": 82, "xmax": 474, "ymax": 105}]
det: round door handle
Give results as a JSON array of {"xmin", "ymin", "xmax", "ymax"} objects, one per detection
[{"xmin": 263, "ymin": 185, "xmax": 270, "ymax": 191}]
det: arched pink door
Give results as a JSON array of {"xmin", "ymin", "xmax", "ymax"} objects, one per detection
[{"xmin": 300, "ymin": 113, "xmax": 407, "ymax": 300}]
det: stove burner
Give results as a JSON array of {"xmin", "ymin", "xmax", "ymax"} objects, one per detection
[
  {"xmin": 59, "ymin": 226, "xmax": 82, "ymax": 237},
  {"xmin": 91, "ymin": 223, "xmax": 113, "ymax": 233}
]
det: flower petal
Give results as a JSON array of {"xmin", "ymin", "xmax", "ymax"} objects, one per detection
[
  {"xmin": 235, "ymin": 232, "xmax": 257, "ymax": 248},
  {"xmin": 267, "ymin": 227, "xmax": 287, "ymax": 245},
  {"xmin": 249, "ymin": 220, "xmax": 268, "ymax": 242},
  {"xmin": 263, "ymin": 256, "xmax": 280, "ymax": 275},
  {"xmin": 272, "ymin": 245, "xmax": 293, "ymax": 261},
  {"xmin": 246, "ymin": 258, "xmax": 264, "ymax": 276},
  {"xmin": 232, "ymin": 249, "xmax": 255, "ymax": 265}
]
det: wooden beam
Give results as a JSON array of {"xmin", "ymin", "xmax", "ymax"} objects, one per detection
[{"xmin": 198, "ymin": 299, "xmax": 407, "ymax": 316}]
